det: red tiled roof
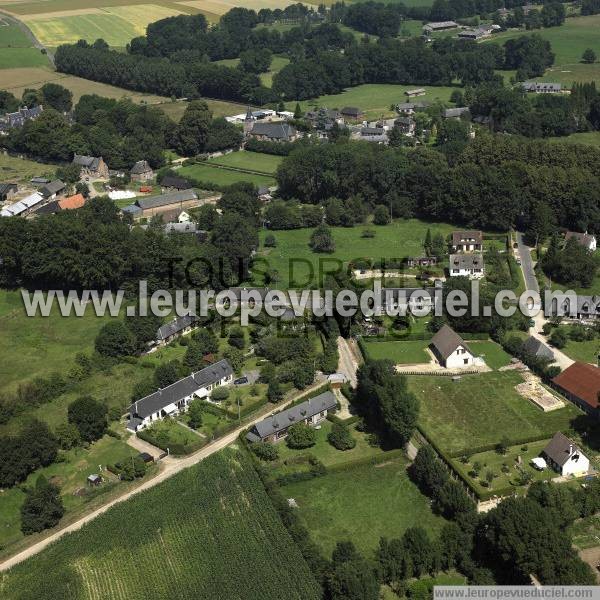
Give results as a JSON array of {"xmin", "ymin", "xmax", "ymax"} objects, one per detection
[
  {"xmin": 552, "ymin": 362, "xmax": 600, "ymax": 409},
  {"xmin": 58, "ymin": 193, "xmax": 85, "ymax": 210}
]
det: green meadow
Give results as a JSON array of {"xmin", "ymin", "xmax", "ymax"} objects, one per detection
[
  {"xmin": 209, "ymin": 150, "xmax": 283, "ymax": 175},
  {"xmin": 0, "ymin": 22, "xmax": 49, "ymax": 68},
  {"xmin": 255, "ymin": 219, "xmax": 456, "ymax": 288},
  {"xmin": 178, "ymin": 162, "xmax": 275, "ymax": 188}
]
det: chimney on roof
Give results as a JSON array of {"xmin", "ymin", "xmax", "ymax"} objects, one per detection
[{"xmin": 569, "ymin": 444, "xmax": 573, "ymax": 455}]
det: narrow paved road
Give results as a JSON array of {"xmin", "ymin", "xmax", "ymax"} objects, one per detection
[
  {"xmin": 337, "ymin": 336, "xmax": 359, "ymax": 388},
  {"xmin": 516, "ymin": 232, "xmax": 574, "ymax": 370},
  {"xmin": 0, "ymin": 10, "xmax": 54, "ymax": 66},
  {"xmin": 0, "ymin": 380, "xmax": 325, "ymax": 573},
  {"xmin": 516, "ymin": 231, "xmax": 539, "ymax": 293}
]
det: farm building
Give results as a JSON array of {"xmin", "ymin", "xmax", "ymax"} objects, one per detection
[
  {"xmin": 552, "ymin": 362, "xmax": 600, "ymax": 418},
  {"xmin": 0, "ymin": 191, "xmax": 44, "ymax": 217},
  {"xmin": 396, "ymin": 102, "xmax": 428, "ymax": 114},
  {"xmin": 457, "ymin": 25, "xmax": 497, "ymax": 39},
  {"xmin": 246, "ymin": 391, "xmax": 337, "ymax": 443},
  {"xmin": 247, "ymin": 121, "xmax": 298, "ymax": 143},
  {"xmin": 452, "ymin": 230, "xmax": 483, "ymax": 252},
  {"xmin": 358, "ymin": 127, "xmax": 388, "ymax": 143},
  {"xmin": 340, "ymin": 106, "xmax": 364, "ymax": 119},
  {"xmin": 542, "ymin": 432, "xmax": 590, "ymax": 477},
  {"xmin": 127, "ymin": 359, "xmax": 234, "ymax": 431},
  {"xmin": 449, "ymin": 254, "xmax": 484, "ymax": 279},
  {"xmin": 156, "ymin": 315, "xmax": 196, "ymax": 345},
  {"xmin": 521, "ymin": 82, "xmax": 562, "ymax": 94},
  {"xmin": 73, "ymin": 154, "xmax": 110, "ymax": 179},
  {"xmin": 405, "ymin": 256, "xmax": 437, "ymax": 268},
  {"xmin": 58, "ymin": 193, "xmax": 86, "ymax": 211},
  {"xmin": 522, "ymin": 336, "xmax": 554, "ymax": 361},
  {"xmin": 161, "ymin": 176, "xmax": 191, "ymax": 192},
  {"xmin": 39, "ymin": 180, "xmax": 66, "ymax": 200},
  {"xmin": 565, "ymin": 231, "xmax": 596, "ymax": 252},
  {"xmin": 0, "ymin": 183, "xmax": 17, "ymax": 202},
  {"xmin": 430, "ymin": 325, "xmax": 475, "ymax": 368},
  {"xmin": 405, "ymin": 88, "xmax": 427, "ymax": 98},
  {"xmin": 422, "ymin": 21, "xmax": 458, "ymax": 33},
  {"xmin": 123, "ymin": 189, "xmax": 200, "ymax": 219},
  {"xmin": 130, "ymin": 160, "xmax": 154, "ymax": 183},
  {"xmin": 443, "ymin": 107, "xmax": 471, "ymax": 119}
]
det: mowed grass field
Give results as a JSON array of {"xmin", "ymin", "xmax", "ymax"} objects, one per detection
[
  {"xmin": 549, "ymin": 132, "xmax": 600, "ymax": 148},
  {"xmin": 256, "ymin": 219, "xmax": 456, "ymax": 288},
  {"xmin": 362, "ymin": 339, "xmax": 431, "ymax": 364},
  {"xmin": 1, "ymin": 449, "xmax": 322, "ymax": 600},
  {"xmin": 0, "ymin": 290, "xmax": 112, "ymax": 391},
  {"xmin": 0, "ymin": 20, "xmax": 49, "ymax": 68},
  {"xmin": 409, "ymin": 371, "xmax": 583, "ymax": 455},
  {"xmin": 178, "ymin": 161, "xmax": 276, "ymax": 187},
  {"xmin": 287, "ymin": 83, "xmax": 460, "ymax": 119},
  {"xmin": 484, "ymin": 15, "xmax": 600, "ymax": 85},
  {"xmin": 0, "ymin": 152, "xmax": 55, "ymax": 183},
  {"xmin": 209, "ymin": 150, "xmax": 283, "ymax": 174},
  {"xmin": 281, "ymin": 457, "xmax": 447, "ymax": 556}
]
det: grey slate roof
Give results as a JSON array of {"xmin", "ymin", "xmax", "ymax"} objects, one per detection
[
  {"xmin": 0, "ymin": 183, "xmax": 17, "ymax": 197},
  {"xmin": 136, "ymin": 189, "xmax": 197, "ymax": 210},
  {"xmin": 0, "ymin": 105, "xmax": 43, "ymax": 130},
  {"xmin": 246, "ymin": 391, "xmax": 337, "ymax": 442},
  {"xmin": 250, "ymin": 121, "xmax": 296, "ymax": 140},
  {"xmin": 156, "ymin": 315, "xmax": 195, "ymax": 341},
  {"xmin": 30, "ymin": 177, "xmax": 50, "ymax": 185},
  {"xmin": 130, "ymin": 359, "xmax": 233, "ymax": 419},
  {"xmin": 430, "ymin": 325, "xmax": 471, "ymax": 360},
  {"xmin": 39, "ymin": 179, "xmax": 65, "ymax": 198},
  {"xmin": 565, "ymin": 231, "xmax": 596, "ymax": 249},
  {"xmin": 449, "ymin": 253, "xmax": 484, "ymax": 270},
  {"xmin": 452, "ymin": 230, "xmax": 482, "ymax": 246},
  {"xmin": 122, "ymin": 204, "xmax": 142, "ymax": 215},
  {"xmin": 542, "ymin": 432, "xmax": 581, "ymax": 467},
  {"xmin": 443, "ymin": 107, "xmax": 471, "ymax": 118},
  {"xmin": 522, "ymin": 336, "xmax": 554, "ymax": 361},
  {"xmin": 341, "ymin": 106, "xmax": 363, "ymax": 117},
  {"xmin": 161, "ymin": 176, "xmax": 191, "ymax": 190},
  {"xmin": 73, "ymin": 154, "xmax": 102, "ymax": 170},
  {"xmin": 131, "ymin": 160, "xmax": 152, "ymax": 175},
  {"xmin": 31, "ymin": 200, "xmax": 60, "ymax": 215},
  {"xmin": 380, "ymin": 286, "xmax": 437, "ymax": 307},
  {"xmin": 164, "ymin": 222, "xmax": 199, "ymax": 234},
  {"xmin": 522, "ymin": 81, "xmax": 561, "ymax": 93},
  {"xmin": 577, "ymin": 295, "xmax": 600, "ymax": 317}
]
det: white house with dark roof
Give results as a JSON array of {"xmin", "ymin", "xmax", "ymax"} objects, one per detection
[
  {"xmin": 430, "ymin": 325, "xmax": 475, "ymax": 368},
  {"xmin": 565, "ymin": 230, "xmax": 596, "ymax": 252},
  {"xmin": 127, "ymin": 359, "xmax": 233, "ymax": 431},
  {"xmin": 156, "ymin": 315, "xmax": 196, "ymax": 346},
  {"xmin": 542, "ymin": 432, "xmax": 589, "ymax": 477},
  {"xmin": 246, "ymin": 391, "xmax": 337, "ymax": 443},
  {"xmin": 449, "ymin": 253, "xmax": 484, "ymax": 279},
  {"xmin": 452, "ymin": 230, "xmax": 483, "ymax": 252}
]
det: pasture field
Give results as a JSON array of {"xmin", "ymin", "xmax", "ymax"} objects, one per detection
[
  {"xmin": 362, "ymin": 339, "xmax": 431, "ymax": 364},
  {"xmin": 178, "ymin": 161, "xmax": 276, "ymax": 187},
  {"xmin": 561, "ymin": 335, "xmax": 599, "ymax": 365},
  {"xmin": 1, "ymin": 449, "xmax": 322, "ymax": 600},
  {"xmin": 281, "ymin": 457, "xmax": 447, "ymax": 556},
  {"xmin": 286, "ymin": 83, "xmax": 459, "ymax": 120},
  {"xmin": 0, "ymin": 435, "xmax": 139, "ymax": 552},
  {"xmin": 0, "ymin": 290, "xmax": 112, "ymax": 392},
  {"xmin": 549, "ymin": 132, "xmax": 600, "ymax": 148},
  {"xmin": 159, "ymin": 97, "xmax": 250, "ymax": 122},
  {"xmin": 484, "ymin": 15, "xmax": 600, "ymax": 85},
  {"xmin": 209, "ymin": 150, "xmax": 283, "ymax": 174},
  {"xmin": 0, "ymin": 66, "xmax": 172, "ymax": 103},
  {"xmin": 255, "ymin": 219, "xmax": 456, "ymax": 288},
  {"xmin": 0, "ymin": 21, "xmax": 49, "ymax": 68},
  {"xmin": 409, "ymin": 371, "xmax": 583, "ymax": 455},
  {"xmin": 0, "ymin": 152, "xmax": 55, "ymax": 183}
]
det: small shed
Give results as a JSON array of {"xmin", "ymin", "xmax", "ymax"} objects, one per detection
[{"xmin": 87, "ymin": 474, "xmax": 102, "ymax": 486}]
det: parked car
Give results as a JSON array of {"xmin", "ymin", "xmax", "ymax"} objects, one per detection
[{"xmin": 234, "ymin": 376, "xmax": 248, "ymax": 385}]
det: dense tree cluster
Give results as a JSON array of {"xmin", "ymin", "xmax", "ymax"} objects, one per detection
[
  {"xmin": 67, "ymin": 396, "xmax": 108, "ymax": 442},
  {"xmin": 540, "ymin": 234, "xmax": 599, "ymax": 288},
  {"xmin": 20, "ymin": 475, "xmax": 64, "ymax": 535},
  {"xmin": 0, "ymin": 419, "xmax": 58, "ymax": 488},
  {"xmin": 355, "ymin": 360, "xmax": 419, "ymax": 447},
  {"xmin": 276, "ymin": 135, "xmax": 600, "ymax": 233}
]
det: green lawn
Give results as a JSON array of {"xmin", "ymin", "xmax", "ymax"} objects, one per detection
[
  {"xmin": 286, "ymin": 83, "xmax": 460, "ymax": 120},
  {"xmin": 0, "ymin": 434, "xmax": 138, "ymax": 551},
  {"xmin": 0, "ymin": 290, "xmax": 113, "ymax": 392},
  {"xmin": 0, "ymin": 152, "xmax": 55, "ymax": 184},
  {"xmin": 468, "ymin": 340, "xmax": 512, "ymax": 370},
  {"xmin": 484, "ymin": 15, "xmax": 600, "ymax": 85},
  {"xmin": 178, "ymin": 162, "xmax": 275, "ymax": 188},
  {"xmin": 281, "ymin": 457, "xmax": 447, "ymax": 556},
  {"xmin": 362, "ymin": 339, "xmax": 430, "ymax": 364},
  {"xmin": 141, "ymin": 417, "xmax": 204, "ymax": 453},
  {"xmin": 410, "ymin": 371, "xmax": 582, "ymax": 455},
  {"xmin": 260, "ymin": 55, "xmax": 290, "ymax": 87},
  {"xmin": 451, "ymin": 439, "xmax": 554, "ymax": 497},
  {"xmin": 562, "ymin": 337, "xmax": 599, "ymax": 364},
  {"xmin": 255, "ymin": 219, "xmax": 456, "ymax": 288},
  {"xmin": 159, "ymin": 98, "xmax": 250, "ymax": 122},
  {"xmin": 0, "ymin": 22, "xmax": 49, "ymax": 68},
  {"xmin": 570, "ymin": 514, "xmax": 600, "ymax": 550},
  {"xmin": 270, "ymin": 419, "xmax": 388, "ymax": 473},
  {"xmin": 209, "ymin": 151, "xmax": 283, "ymax": 175},
  {"xmin": 549, "ymin": 132, "xmax": 600, "ymax": 148},
  {"xmin": 0, "ymin": 24, "xmax": 32, "ymax": 47}
]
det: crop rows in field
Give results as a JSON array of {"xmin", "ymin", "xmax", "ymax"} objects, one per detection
[{"xmin": 2, "ymin": 449, "xmax": 321, "ymax": 600}]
